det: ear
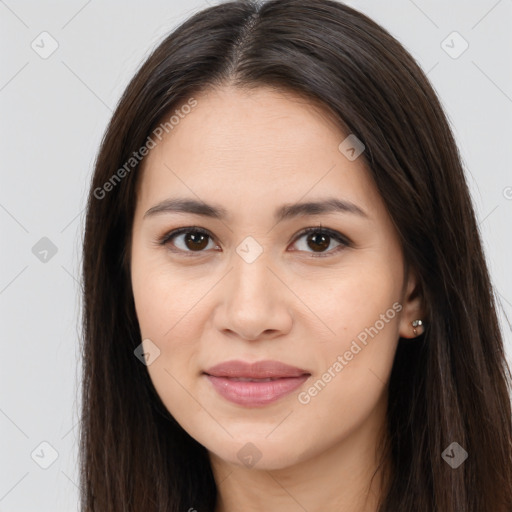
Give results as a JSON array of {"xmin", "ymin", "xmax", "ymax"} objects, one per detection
[{"xmin": 398, "ymin": 266, "xmax": 426, "ymax": 339}]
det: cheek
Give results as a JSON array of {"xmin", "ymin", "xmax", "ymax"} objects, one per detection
[
  {"xmin": 303, "ymin": 258, "xmax": 401, "ymax": 341},
  {"xmin": 131, "ymin": 256, "xmax": 210, "ymax": 420},
  {"xmin": 301, "ymin": 266, "xmax": 401, "ymax": 410},
  {"xmin": 132, "ymin": 267, "xmax": 203, "ymax": 360},
  {"xmin": 131, "ymin": 246, "xmax": 205, "ymax": 338}
]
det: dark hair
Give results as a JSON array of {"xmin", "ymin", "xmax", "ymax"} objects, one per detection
[{"xmin": 80, "ymin": 0, "xmax": 512, "ymax": 510}]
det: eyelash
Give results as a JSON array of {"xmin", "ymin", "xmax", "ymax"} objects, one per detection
[{"xmin": 156, "ymin": 224, "xmax": 351, "ymax": 258}]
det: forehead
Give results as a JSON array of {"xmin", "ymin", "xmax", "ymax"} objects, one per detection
[
  {"xmin": 165, "ymin": 85, "xmax": 345, "ymax": 158},
  {"xmin": 135, "ymin": 85, "xmax": 382, "ymax": 220}
]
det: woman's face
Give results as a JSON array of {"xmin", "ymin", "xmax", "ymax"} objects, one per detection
[{"xmin": 130, "ymin": 85, "xmax": 421, "ymax": 471}]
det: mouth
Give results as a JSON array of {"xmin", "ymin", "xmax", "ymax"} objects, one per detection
[
  {"xmin": 219, "ymin": 377, "xmax": 283, "ymax": 382},
  {"xmin": 203, "ymin": 359, "xmax": 311, "ymax": 407}
]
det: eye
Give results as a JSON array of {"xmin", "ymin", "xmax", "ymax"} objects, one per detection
[
  {"xmin": 157, "ymin": 225, "xmax": 351, "ymax": 257},
  {"xmin": 158, "ymin": 226, "xmax": 218, "ymax": 255},
  {"xmin": 290, "ymin": 226, "xmax": 350, "ymax": 257}
]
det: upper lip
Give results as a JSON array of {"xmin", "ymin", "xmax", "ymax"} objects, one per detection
[{"xmin": 204, "ymin": 360, "xmax": 310, "ymax": 379}]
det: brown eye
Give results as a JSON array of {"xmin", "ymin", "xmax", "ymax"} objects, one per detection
[
  {"xmin": 160, "ymin": 227, "xmax": 216, "ymax": 253},
  {"xmin": 182, "ymin": 231, "xmax": 210, "ymax": 251},
  {"xmin": 306, "ymin": 232, "xmax": 330, "ymax": 252},
  {"xmin": 292, "ymin": 227, "xmax": 349, "ymax": 257},
  {"xmin": 159, "ymin": 226, "xmax": 349, "ymax": 257}
]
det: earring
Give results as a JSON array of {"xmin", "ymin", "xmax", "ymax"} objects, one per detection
[{"xmin": 412, "ymin": 319, "xmax": 423, "ymax": 336}]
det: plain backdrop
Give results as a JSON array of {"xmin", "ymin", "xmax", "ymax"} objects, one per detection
[{"xmin": 1, "ymin": 0, "xmax": 511, "ymax": 510}]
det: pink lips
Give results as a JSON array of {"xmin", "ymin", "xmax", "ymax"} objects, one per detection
[{"xmin": 204, "ymin": 360, "xmax": 311, "ymax": 407}]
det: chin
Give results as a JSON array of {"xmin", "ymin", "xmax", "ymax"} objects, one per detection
[{"xmin": 207, "ymin": 436, "xmax": 309, "ymax": 471}]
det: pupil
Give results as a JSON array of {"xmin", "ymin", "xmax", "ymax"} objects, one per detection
[
  {"xmin": 308, "ymin": 232, "xmax": 329, "ymax": 252},
  {"xmin": 186, "ymin": 232, "xmax": 208, "ymax": 251}
]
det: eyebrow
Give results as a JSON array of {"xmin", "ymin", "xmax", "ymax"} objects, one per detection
[{"xmin": 143, "ymin": 197, "xmax": 368, "ymax": 222}]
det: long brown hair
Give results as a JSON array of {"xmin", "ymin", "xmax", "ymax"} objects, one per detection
[{"xmin": 80, "ymin": 0, "xmax": 512, "ymax": 510}]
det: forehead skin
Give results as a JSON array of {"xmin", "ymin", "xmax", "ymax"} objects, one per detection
[{"xmin": 134, "ymin": 85, "xmax": 399, "ymax": 253}]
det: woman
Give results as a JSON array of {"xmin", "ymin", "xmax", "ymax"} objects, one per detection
[{"xmin": 80, "ymin": 0, "xmax": 512, "ymax": 510}]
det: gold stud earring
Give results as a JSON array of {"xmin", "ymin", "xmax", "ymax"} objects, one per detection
[{"xmin": 412, "ymin": 319, "xmax": 423, "ymax": 336}]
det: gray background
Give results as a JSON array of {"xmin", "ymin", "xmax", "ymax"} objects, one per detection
[{"xmin": 1, "ymin": 0, "xmax": 511, "ymax": 510}]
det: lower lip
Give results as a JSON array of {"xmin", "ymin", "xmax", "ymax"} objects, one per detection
[{"xmin": 205, "ymin": 374, "xmax": 310, "ymax": 407}]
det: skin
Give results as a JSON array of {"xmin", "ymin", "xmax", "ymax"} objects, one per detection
[{"xmin": 130, "ymin": 85, "xmax": 424, "ymax": 512}]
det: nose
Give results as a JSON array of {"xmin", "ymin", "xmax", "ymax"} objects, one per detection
[{"xmin": 212, "ymin": 252, "xmax": 293, "ymax": 341}]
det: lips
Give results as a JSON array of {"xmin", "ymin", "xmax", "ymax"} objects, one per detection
[
  {"xmin": 203, "ymin": 360, "xmax": 311, "ymax": 407},
  {"xmin": 204, "ymin": 359, "xmax": 310, "ymax": 379}
]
